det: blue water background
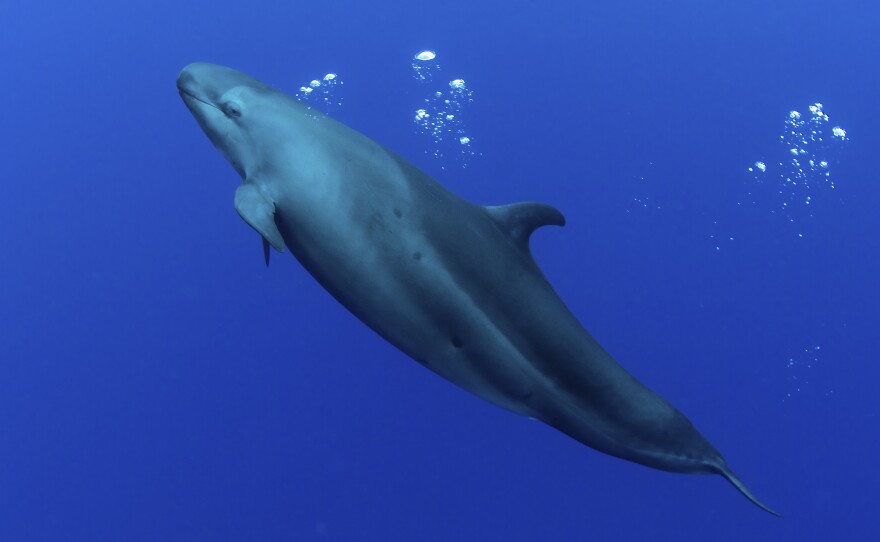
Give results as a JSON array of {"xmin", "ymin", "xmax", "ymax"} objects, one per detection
[{"xmin": 2, "ymin": 0, "xmax": 878, "ymax": 539}]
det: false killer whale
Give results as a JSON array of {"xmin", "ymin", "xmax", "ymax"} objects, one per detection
[{"xmin": 177, "ymin": 62, "xmax": 779, "ymax": 516}]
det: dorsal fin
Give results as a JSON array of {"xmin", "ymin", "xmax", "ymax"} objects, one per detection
[{"xmin": 485, "ymin": 202, "xmax": 565, "ymax": 250}]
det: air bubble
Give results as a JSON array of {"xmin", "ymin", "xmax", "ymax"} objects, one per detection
[
  {"xmin": 745, "ymin": 101, "xmax": 848, "ymax": 231},
  {"xmin": 412, "ymin": 50, "xmax": 479, "ymax": 168},
  {"xmin": 783, "ymin": 344, "xmax": 827, "ymax": 402},
  {"xmin": 296, "ymin": 72, "xmax": 344, "ymax": 114},
  {"xmin": 412, "ymin": 50, "xmax": 440, "ymax": 82}
]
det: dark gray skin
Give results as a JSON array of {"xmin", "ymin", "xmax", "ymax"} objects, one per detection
[{"xmin": 178, "ymin": 63, "xmax": 779, "ymax": 516}]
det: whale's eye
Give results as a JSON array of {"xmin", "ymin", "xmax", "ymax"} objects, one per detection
[{"xmin": 223, "ymin": 101, "xmax": 242, "ymax": 118}]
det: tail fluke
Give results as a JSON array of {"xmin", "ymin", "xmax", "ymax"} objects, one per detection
[{"xmin": 716, "ymin": 464, "xmax": 782, "ymax": 517}]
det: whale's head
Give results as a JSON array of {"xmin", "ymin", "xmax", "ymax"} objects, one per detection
[{"xmin": 177, "ymin": 62, "xmax": 304, "ymax": 180}]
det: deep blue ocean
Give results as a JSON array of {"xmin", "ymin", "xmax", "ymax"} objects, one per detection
[{"xmin": 3, "ymin": 1, "xmax": 878, "ymax": 540}]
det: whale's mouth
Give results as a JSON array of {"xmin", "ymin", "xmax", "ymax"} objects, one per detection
[{"xmin": 179, "ymin": 89, "xmax": 219, "ymax": 111}]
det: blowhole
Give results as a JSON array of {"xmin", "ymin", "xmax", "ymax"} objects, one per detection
[{"xmin": 451, "ymin": 336, "xmax": 464, "ymax": 348}]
